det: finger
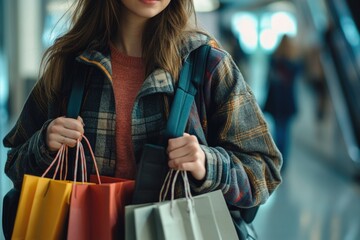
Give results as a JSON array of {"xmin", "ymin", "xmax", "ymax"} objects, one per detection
[
  {"xmin": 47, "ymin": 129, "xmax": 81, "ymax": 147},
  {"xmin": 62, "ymin": 127, "xmax": 83, "ymax": 140},
  {"xmin": 49, "ymin": 125, "xmax": 83, "ymax": 141},
  {"xmin": 46, "ymin": 133, "xmax": 77, "ymax": 150},
  {"xmin": 168, "ymin": 147, "xmax": 188, "ymax": 160},
  {"xmin": 168, "ymin": 153, "xmax": 197, "ymax": 169},
  {"xmin": 52, "ymin": 117, "xmax": 84, "ymax": 134},
  {"xmin": 167, "ymin": 137, "xmax": 187, "ymax": 152},
  {"xmin": 46, "ymin": 117, "xmax": 81, "ymax": 151},
  {"xmin": 58, "ymin": 135, "xmax": 77, "ymax": 148},
  {"xmin": 168, "ymin": 142, "xmax": 198, "ymax": 160},
  {"xmin": 63, "ymin": 119, "xmax": 84, "ymax": 133},
  {"xmin": 168, "ymin": 157, "xmax": 200, "ymax": 172},
  {"xmin": 169, "ymin": 145, "xmax": 204, "ymax": 166},
  {"xmin": 77, "ymin": 116, "xmax": 85, "ymax": 126},
  {"xmin": 167, "ymin": 134, "xmax": 197, "ymax": 152},
  {"xmin": 168, "ymin": 159, "xmax": 206, "ymax": 181}
]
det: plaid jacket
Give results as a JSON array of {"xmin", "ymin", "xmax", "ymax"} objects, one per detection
[{"xmin": 3, "ymin": 33, "xmax": 282, "ymax": 207}]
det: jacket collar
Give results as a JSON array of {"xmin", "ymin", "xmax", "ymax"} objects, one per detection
[
  {"xmin": 76, "ymin": 49, "xmax": 113, "ymax": 81},
  {"xmin": 76, "ymin": 32, "xmax": 214, "ymax": 96},
  {"xmin": 179, "ymin": 32, "xmax": 213, "ymax": 59}
]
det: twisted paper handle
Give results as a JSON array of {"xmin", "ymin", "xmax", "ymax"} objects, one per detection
[
  {"xmin": 159, "ymin": 169, "xmax": 195, "ymax": 213},
  {"xmin": 41, "ymin": 135, "xmax": 101, "ymax": 184}
]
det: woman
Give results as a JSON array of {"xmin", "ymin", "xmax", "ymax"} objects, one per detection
[{"xmin": 4, "ymin": 0, "xmax": 282, "ymax": 238}]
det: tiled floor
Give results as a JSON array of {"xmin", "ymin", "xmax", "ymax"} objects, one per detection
[{"xmin": 1, "ymin": 81, "xmax": 360, "ymax": 240}]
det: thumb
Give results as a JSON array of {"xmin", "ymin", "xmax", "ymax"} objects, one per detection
[{"xmin": 77, "ymin": 116, "xmax": 85, "ymax": 126}]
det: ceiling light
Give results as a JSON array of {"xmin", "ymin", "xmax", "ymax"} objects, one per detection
[{"xmin": 194, "ymin": 0, "xmax": 220, "ymax": 12}]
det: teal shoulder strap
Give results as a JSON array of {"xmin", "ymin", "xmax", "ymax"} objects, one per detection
[
  {"xmin": 165, "ymin": 45, "xmax": 211, "ymax": 139},
  {"xmin": 66, "ymin": 65, "xmax": 86, "ymax": 119}
]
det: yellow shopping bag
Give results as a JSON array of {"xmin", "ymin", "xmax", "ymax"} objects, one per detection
[
  {"xmin": 12, "ymin": 144, "xmax": 74, "ymax": 240},
  {"xmin": 11, "ymin": 175, "xmax": 72, "ymax": 240}
]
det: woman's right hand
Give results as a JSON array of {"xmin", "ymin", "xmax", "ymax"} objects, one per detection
[{"xmin": 45, "ymin": 116, "xmax": 84, "ymax": 152}]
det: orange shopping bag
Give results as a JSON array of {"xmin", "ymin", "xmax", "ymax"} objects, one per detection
[
  {"xmin": 67, "ymin": 138, "xmax": 135, "ymax": 240},
  {"xmin": 11, "ymin": 145, "xmax": 73, "ymax": 240}
]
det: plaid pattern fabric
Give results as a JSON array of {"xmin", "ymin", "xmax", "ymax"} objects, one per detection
[{"xmin": 3, "ymin": 33, "xmax": 282, "ymax": 207}]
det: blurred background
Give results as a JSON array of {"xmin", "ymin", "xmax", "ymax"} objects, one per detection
[{"xmin": 1, "ymin": 0, "xmax": 360, "ymax": 239}]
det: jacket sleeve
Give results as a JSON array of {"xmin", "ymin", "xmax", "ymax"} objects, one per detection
[
  {"xmin": 3, "ymin": 82, "xmax": 56, "ymax": 189},
  {"xmin": 190, "ymin": 48, "xmax": 282, "ymax": 208}
]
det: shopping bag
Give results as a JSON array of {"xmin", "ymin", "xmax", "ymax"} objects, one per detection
[
  {"xmin": 155, "ymin": 196, "xmax": 208, "ymax": 240},
  {"xmin": 67, "ymin": 176, "xmax": 135, "ymax": 240},
  {"xmin": 126, "ymin": 194, "xmax": 227, "ymax": 240},
  {"xmin": 194, "ymin": 190, "xmax": 239, "ymax": 240},
  {"xmin": 92, "ymin": 175, "xmax": 134, "ymax": 240},
  {"xmin": 155, "ymin": 190, "xmax": 235, "ymax": 239},
  {"xmin": 11, "ymin": 145, "xmax": 73, "ymax": 240},
  {"xmin": 191, "ymin": 194, "xmax": 224, "ymax": 239},
  {"xmin": 133, "ymin": 204, "xmax": 160, "ymax": 240},
  {"xmin": 126, "ymin": 170, "xmax": 237, "ymax": 240},
  {"xmin": 157, "ymin": 173, "xmax": 238, "ymax": 240},
  {"xmin": 67, "ymin": 137, "xmax": 135, "ymax": 240}
]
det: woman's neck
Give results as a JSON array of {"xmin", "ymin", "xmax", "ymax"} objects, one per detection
[{"xmin": 113, "ymin": 14, "xmax": 147, "ymax": 57}]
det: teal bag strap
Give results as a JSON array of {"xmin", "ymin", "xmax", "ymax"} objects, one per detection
[
  {"xmin": 66, "ymin": 65, "xmax": 86, "ymax": 119},
  {"xmin": 165, "ymin": 45, "xmax": 211, "ymax": 139}
]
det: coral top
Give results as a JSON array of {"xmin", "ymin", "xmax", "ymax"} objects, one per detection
[{"xmin": 110, "ymin": 44, "xmax": 145, "ymax": 179}]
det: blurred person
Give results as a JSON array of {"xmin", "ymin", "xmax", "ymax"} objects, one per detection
[
  {"xmin": 263, "ymin": 35, "xmax": 302, "ymax": 172},
  {"xmin": 3, "ymin": 0, "xmax": 282, "ymax": 239}
]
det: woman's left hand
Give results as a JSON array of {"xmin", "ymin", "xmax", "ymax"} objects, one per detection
[{"xmin": 167, "ymin": 133, "xmax": 206, "ymax": 181}]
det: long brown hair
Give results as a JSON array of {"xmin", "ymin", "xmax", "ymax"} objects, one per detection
[{"xmin": 39, "ymin": 0, "xmax": 196, "ymax": 99}]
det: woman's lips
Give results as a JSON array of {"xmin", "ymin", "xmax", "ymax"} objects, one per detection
[{"xmin": 140, "ymin": 0, "xmax": 158, "ymax": 4}]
